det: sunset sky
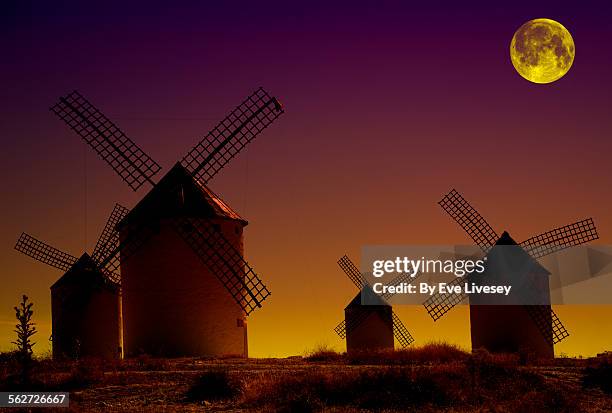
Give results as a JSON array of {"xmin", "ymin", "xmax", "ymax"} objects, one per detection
[{"xmin": 2, "ymin": 1, "xmax": 612, "ymax": 357}]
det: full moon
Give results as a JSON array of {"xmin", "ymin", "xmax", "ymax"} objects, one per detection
[{"xmin": 510, "ymin": 18, "xmax": 575, "ymax": 84}]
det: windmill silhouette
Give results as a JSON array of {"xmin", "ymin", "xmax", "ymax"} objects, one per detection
[
  {"xmin": 50, "ymin": 88, "xmax": 284, "ymax": 357},
  {"xmin": 14, "ymin": 204, "xmax": 129, "ymax": 359},
  {"xmin": 425, "ymin": 189, "xmax": 598, "ymax": 357},
  {"xmin": 334, "ymin": 255, "xmax": 415, "ymax": 352}
]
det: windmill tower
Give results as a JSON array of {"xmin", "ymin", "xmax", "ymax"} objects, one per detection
[
  {"xmin": 334, "ymin": 255, "xmax": 415, "ymax": 352},
  {"xmin": 14, "ymin": 204, "xmax": 129, "ymax": 359},
  {"xmin": 424, "ymin": 189, "xmax": 598, "ymax": 358},
  {"xmin": 50, "ymin": 88, "xmax": 284, "ymax": 357}
]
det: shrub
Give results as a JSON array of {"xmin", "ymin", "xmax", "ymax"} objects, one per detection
[
  {"xmin": 583, "ymin": 358, "xmax": 612, "ymax": 394},
  {"xmin": 64, "ymin": 359, "xmax": 105, "ymax": 389},
  {"xmin": 12, "ymin": 295, "xmax": 37, "ymax": 385},
  {"xmin": 185, "ymin": 370, "xmax": 242, "ymax": 402},
  {"xmin": 304, "ymin": 344, "xmax": 343, "ymax": 362},
  {"xmin": 347, "ymin": 342, "xmax": 468, "ymax": 365}
]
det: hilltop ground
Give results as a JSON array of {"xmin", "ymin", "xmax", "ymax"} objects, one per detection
[{"xmin": 1, "ymin": 344, "xmax": 611, "ymax": 412}]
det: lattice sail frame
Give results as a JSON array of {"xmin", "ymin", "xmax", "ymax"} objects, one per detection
[
  {"xmin": 181, "ymin": 87, "xmax": 284, "ymax": 184},
  {"xmin": 337, "ymin": 255, "xmax": 366, "ymax": 289},
  {"xmin": 520, "ymin": 218, "xmax": 598, "ymax": 259},
  {"xmin": 439, "ymin": 189, "xmax": 498, "ymax": 252},
  {"xmin": 427, "ymin": 188, "xmax": 599, "ymax": 344},
  {"xmin": 92, "ymin": 203, "xmax": 130, "ymax": 264},
  {"xmin": 174, "ymin": 217, "xmax": 271, "ymax": 315},
  {"xmin": 14, "ymin": 233, "xmax": 78, "ymax": 272},
  {"xmin": 524, "ymin": 306, "xmax": 570, "ymax": 345},
  {"xmin": 392, "ymin": 312, "xmax": 415, "ymax": 347},
  {"xmin": 335, "ymin": 255, "xmax": 415, "ymax": 347},
  {"xmin": 50, "ymin": 91, "xmax": 162, "ymax": 191}
]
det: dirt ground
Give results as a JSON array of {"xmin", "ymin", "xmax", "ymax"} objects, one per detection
[{"xmin": 50, "ymin": 357, "xmax": 610, "ymax": 412}]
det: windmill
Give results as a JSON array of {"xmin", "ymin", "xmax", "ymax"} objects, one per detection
[
  {"xmin": 334, "ymin": 255, "xmax": 415, "ymax": 352},
  {"xmin": 424, "ymin": 189, "xmax": 598, "ymax": 357},
  {"xmin": 50, "ymin": 88, "xmax": 284, "ymax": 357},
  {"xmin": 14, "ymin": 204, "xmax": 129, "ymax": 359}
]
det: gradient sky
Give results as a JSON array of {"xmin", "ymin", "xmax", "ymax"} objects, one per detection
[{"xmin": 2, "ymin": 1, "xmax": 612, "ymax": 357}]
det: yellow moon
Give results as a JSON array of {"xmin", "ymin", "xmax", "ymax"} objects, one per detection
[{"xmin": 510, "ymin": 18, "xmax": 575, "ymax": 84}]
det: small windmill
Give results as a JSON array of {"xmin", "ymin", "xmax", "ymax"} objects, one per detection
[
  {"xmin": 14, "ymin": 204, "xmax": 129, "ymax": 359},
  {"xmin": 50, "ymin": 88, "xmax": 284, "ymax": 357},
  {"xmin": 424, "ymin": 189, "xmax": 598, "ymax": 357},
  {"xmin": 334, "ymin": 255, "xmax": 415, "ymax": 352}
]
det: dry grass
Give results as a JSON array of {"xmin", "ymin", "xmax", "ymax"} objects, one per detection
[
  {"xmin": 241, "ymin": 351, "xmax": 580, "ymax": 412},
  {"xmin": 348, "ymin": 342, "xmax": 469, "ymax": 365}
]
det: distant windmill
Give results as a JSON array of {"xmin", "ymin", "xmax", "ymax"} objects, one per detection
[
  {"xmin": 50, "ymin": 88, "xmax": 284, "ymax": 357},
  {"xmin": 334, "ymin": 255, "xmax": 415, "ymax": 352},
  {"xmin": 14, "ymin": 204, "xmax": 129, "ymax": 359},
  {"xmin": 424, "ymin": 189, "xmax": 598, "ymax": 357}
]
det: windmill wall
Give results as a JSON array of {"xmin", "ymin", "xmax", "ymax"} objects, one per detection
[
  {"xmin": 120, "ymin": 217, "xmax": 248, "ymax": 358},
  {"xmin": 470, "ymin": 304, "xmax": 554, "ymax": 358},
  {"xmin": 345, "ymin": 305, "xmax": 394, "ymax": 352},
  {"xmin": 51, "ymin": 281, "xmax": 121, "ymax": 360}
]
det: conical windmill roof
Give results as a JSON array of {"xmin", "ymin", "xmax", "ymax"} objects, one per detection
[
  {"xmin": 345, "ymin": 285, "xmax": 391, "ymax": 310},
  {"xmin": 492, "ymin": 231, "xmax": 550, "ymax": 278},
  {"xmin": 51, "ymin": 253, "xmax": 118, "ymax": 291},
  {"xmin": 118, "ymin": 163, "xmax": 247, "ymax": 229}
]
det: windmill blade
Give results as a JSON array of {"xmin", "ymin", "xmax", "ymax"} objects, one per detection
[
  {"xmin": 381, "ymin": 271, "xmax": 422, "ymax": 301},
  {"xmin": 392, "ymin": 311, "xmax": 415, "ymax": 347},
  {"xmin": 94, "ymin": 218, "xmax": 159, "ymax": 277},
  {"xmin": 520, "ymin": 218, "xmax": 598, "ymax": 260},
  {"xmin": 439, "ymin": 189, "xmax": 499, "ymax": 252},
  {"xmin": 181, "ymin": 87, "xmax": 284, "ymax": 184},
  {"xmin": 337, "ymin": 255, "xmax": 419, "ymax": 300},
  {"xmin": 173, "ymin": 216, "xmax": 271, "ymax": 315},
  {"xmin": 334, "ymin": 319, "xmax": 347, "ymax": 339},
  {"xmin": 423, "ymin": 275, "xmax": 469, "ymax": 321},
  {"xmin": 50, "ymin": 91, "xmax": 162, "ymax": 191},
  {"xmin": 337, "ymin": 255, "xmax": 367, "ymax": 290},
  {"xmin": 524, "ymin": 306, "xmax": 570, "ymax": 345},
  {"xmin": 14, "ymin": 233, "xmax": 78, "ymax": 272},
  {"xmin": 91, "ymin": 203, "xmax": 130, "ymax": 264}
]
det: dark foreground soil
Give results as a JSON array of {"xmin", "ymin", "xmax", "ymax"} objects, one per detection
[{"xmin": 1, "ymin": 347, "xmax": 611, "ymax": 412}]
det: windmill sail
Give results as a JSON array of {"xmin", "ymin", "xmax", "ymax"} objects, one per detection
[
  {"xmin": 439, "ymin": 189, "xmax": 498, "ymax": 252},
  {"xmin": 520, "ymin": 218, "xmax": 598, "ymax": 259},
  {"xmin": 50, "ymin": 91, "xmax": 162, "ymax": 191},
  {"xmin": 14, "ymin": 233, "xmax": 78, "ymax": 272},
  {"xmin": 181, "ymin": 87, "xmax": 284, "ymax": 184},
  {"xmin": 337, "ymin": 255, "xmax": 367, "ymax": 289},
  {"xmin": 174, "ymin": 216, "xmax": 271, "ymax": 315},
  {"xmin": 392, "ymin": 312, "xmax": 415, "ymax": 347},
  {"xmin": 92, "ymin": 203, "xmax": 131, "ymax": 264},
  {"xmin": 524, "ymin": 306, "xmax": 570, "ymax": 345}
]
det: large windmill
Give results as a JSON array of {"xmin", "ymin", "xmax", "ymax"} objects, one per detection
[
  {"xmin": 14, "ymin": 204, "xmax": 129, "ymax": 359},
  {"xmin": 424, "ymin": 189, "xmax": 598, "ymax": 357},
  {"xmin": 50, "ymin": 88, "xmax": 283, "ymax": 357},
  {"xmin": 334, "ymin": 255, "xmax": 415, "ymax": 352}
]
